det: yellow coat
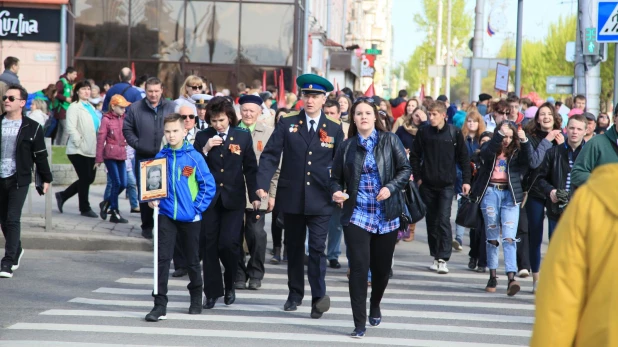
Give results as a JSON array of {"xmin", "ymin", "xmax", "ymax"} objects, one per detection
[{"xmin": 530, "ymin": 164, "xmax": 618, "ymax": 347}]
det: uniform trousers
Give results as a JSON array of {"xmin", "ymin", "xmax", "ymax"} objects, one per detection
[
  {"xmin": 237, "ymin": 210, "xmax": 267, "ymax": 282},
  {"xmin": 153, "ymin": 214, "xmax": 202, "ymax": 307},
  {"xmin": 284, "ymin": 213, "xmax": 330, "ymax": 303},
  {"xmin": 202, "ymin": 199, "xmax": 244, "ymax": 299}
]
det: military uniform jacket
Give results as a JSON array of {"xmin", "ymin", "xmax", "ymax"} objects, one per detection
[
  {"xmin": 245, "ymin": 122, "xmax": 280, "ymax": 211},
  {"xmin": 257, "ymin": 110, "xmax": 344, "ymax": 215},
  {"xmin": 194, "ymin": 126, "xmax": 259, "ymax": 211}
]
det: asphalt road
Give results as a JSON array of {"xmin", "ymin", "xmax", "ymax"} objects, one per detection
[{"xmin": 0, "ymin": 220, "xmax": 537, "ymax": 347}]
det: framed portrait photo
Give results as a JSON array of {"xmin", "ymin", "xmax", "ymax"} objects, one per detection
[{"xmin": 140, "ymin": 158, "xmax": 168, "ymax": 202}]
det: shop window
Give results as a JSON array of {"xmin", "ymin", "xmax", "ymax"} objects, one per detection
[
  {"xmin": 184, "ymin": 1, "xmax": 240, "ymax": 64},
  {"xmin": 74, "ymin": 60, "xmax": 127, "ymax": 87},
  {"xmin": 74, "ymin": 0, "xmax": 130, "ymax": 58},
  {"xmin": 238, "ymin": 65, "xmax": 293, "ymax": 94},
  {"xmin": 132, "ymin": 62, "xmax": 184, "ymax": 100},
  {"xmin": 130, "ymin": 0, "xmax": 186, "ymax": 61},
  {"xmin": 240, "ymin": 4, "xmax": 294, "ymax": 66}
]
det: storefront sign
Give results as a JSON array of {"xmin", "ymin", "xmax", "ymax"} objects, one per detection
[{"xmin": 0, "ymin": 8, "xmax": 61, "ymax": 42}]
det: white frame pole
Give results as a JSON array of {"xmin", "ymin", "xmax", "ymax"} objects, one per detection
[{"xmin": 153, "ymin": 206, "xmax": 159, "ymax": 295}]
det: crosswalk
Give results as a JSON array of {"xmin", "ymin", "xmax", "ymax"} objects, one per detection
[{"xmin": 2, "ymin": 254, "xmax": 535, "ymax": 346}]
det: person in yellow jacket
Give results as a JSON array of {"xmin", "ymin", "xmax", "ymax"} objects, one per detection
[{"xmin": 530, "ymin": 163, "xmax": 618, "ymax": 347}]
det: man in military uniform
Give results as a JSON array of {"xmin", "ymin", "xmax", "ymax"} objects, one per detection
[
  {"xmin": 236, "ymin": 95, "xmax": 280, "ymax": 290},
  {"xmin": 256, "ymin": 74, "xmax": 344, "ymax": 319},
  {"xmin": 192, "ymin": 94, "xmax": 212, "ymax": 130}
]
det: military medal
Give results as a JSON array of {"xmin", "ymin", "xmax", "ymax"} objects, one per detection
[{"xmin": 229, "ymin": 144, "xmax": 242, "ymax": 155}]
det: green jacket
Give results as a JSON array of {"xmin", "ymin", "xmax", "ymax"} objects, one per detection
[
  {"xmin": 52, "ymin": 77, "xmax": 71, "ymax": 111},
  {"xmin": 571, "ymin": 126, "xmax": 618, "ymax": 188}
]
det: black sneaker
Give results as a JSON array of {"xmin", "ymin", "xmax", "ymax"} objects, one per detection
[
  {"xmin": 142, "ymin": 229, "xmax": 153, "ymax": 239},
  {"xmin": 81, "ymin": 210, "xmax": 98, "ymax": 218},
  {"xmin": 468, "ymin": 258, "xmax": 477, "ymax": 270},
  {"xmin": 12, "ymin": 248, "xmax": 24, "ymax": 271},
  {"xmin": 485, "ymin": 277, "xmax": 497, "ymax": 293},
  {"xmin": 110, "ymin": 210, "xmax": 129, "ymax": 224},
  {"xmin": 55, "ymin": 192, "xmax": 64, "ymax": 213},
  {"xmin": 0, "ymin": 266, "xmax": 13, "ymax": 278},
  {"xmin": 145, "ymin": 305, "xmax": 167, "ymax": 322},
  {"xmin": 99, "ymin": 200, "xmax": 109, "ymax": 220}
]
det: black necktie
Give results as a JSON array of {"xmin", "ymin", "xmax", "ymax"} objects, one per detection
[
  {"xmin": 309, "ymin": 120, "xmax": 315, "ymax": 138},
  {"xmin": 219, "ymin": 132, "xmax": 226, "ymax": 144}
]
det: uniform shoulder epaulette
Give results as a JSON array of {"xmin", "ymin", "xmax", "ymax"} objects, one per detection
[
  {"xmin": 282, "ymin": 111, "xmax": 300, "ymax": 118},
  {"xmin": 325, "ymin": 115, "xmax": 341, "ymax": 125}
]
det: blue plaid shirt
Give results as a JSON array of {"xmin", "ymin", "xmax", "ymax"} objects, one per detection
[{"xmin": 350, "ymin": 130, "xmax": 400, "ymax": 234}]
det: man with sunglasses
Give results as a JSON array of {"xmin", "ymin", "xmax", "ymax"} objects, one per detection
[
  {"xmin": 0, "ymin": 85, "xmax": 53, "ymax": 278},
  {"xmin": 485, "ymin": 103, "xmax": 509, "ymax": 132},
  {"xmin": 256, "ymin": 74, "xmax": 344, "ymax": 319},
  {"xmin": 102, "ymin": 67, "xmax": 143, "ymax": 112}
]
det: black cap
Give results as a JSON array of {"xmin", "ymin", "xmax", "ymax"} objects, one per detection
[
  {"xmin": 479, "ymin": 93, "xmax": 492, "ymax": 102},
  {"xmin": 437, "ymin": 95, "xmax": 448, "ymax": 102},
  {"xmin": 239, "ymin": 94, "xmax": 263, "ymax": 106}
]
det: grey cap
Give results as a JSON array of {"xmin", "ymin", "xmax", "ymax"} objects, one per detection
[{"xmin": 583, "ymin": 112, "xmax": 596, "ymax": 122}]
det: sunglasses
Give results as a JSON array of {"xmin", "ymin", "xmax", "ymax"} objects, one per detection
[
  {"xmin": 495, "ymin": 110, "xmax": 511, "ymax": 115},
  {"xmin": 354, "ymin": 97, "xmax": 374, "ymax": 104},
  {"xmin": 2, "ymin": 96, "xmax": 22, "ymax": 102},
  {"xmin": 188, "ymin": 85, "xmax": 203, "ymax": 91},
  {"xmin": 181, "ymin": 114, "xmax": 196, "ymax": 120}
]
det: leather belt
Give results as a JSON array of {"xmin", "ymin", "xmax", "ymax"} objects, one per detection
[{"xmin": 488, "ymin": 183, "xmax": 509, "ymax": 190}]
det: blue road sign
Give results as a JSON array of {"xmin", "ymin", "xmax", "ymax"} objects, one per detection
[{"xmin": 598, "ymin": 1, "xmax": 618, "ymax": 42}]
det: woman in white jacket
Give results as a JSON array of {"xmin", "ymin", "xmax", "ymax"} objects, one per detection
[
  {"xmin": 55, "ymin": 80, "xmax": 100, "ymax": 218},
  {"xmin": 174, "ymin": 75, "xmax": 203, "ymax": 115}
]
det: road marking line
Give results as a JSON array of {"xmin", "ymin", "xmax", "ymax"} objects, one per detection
[
  {"xmin": 0, "ymin": 341, "xmax": 157, "ymax": 347},
  {"xmin": 67, "ymin": 298, "xmax": 534, "ymax": 324},
  {"xmin": 6, "ymin": 323, "xmax": 528, "ymax": 347}
]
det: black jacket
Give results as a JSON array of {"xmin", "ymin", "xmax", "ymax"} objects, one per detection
[
  {"xmin": 409, "ymin": 123, "xmax": 471, "ymax": 188},
  {"xmin": 469, "ymin": 131, "xmax": 532, "ymax": 204},
  {"xmin": 0, "ymin": 114, "xmax": 53, "ymax": 187},
  {"xmin": 330, "ymin": 131, "xmax": 411, "ymax": 226},
  {"xmin": 123, "ymin": 98, "xmax": 177, "ymax": 158},
  {"xmin": 193, "ymin": 127, "xmax": 259, "ymax": 210},
  {"xmin": 537, "ymin": 142, "xmax": 584, "ymax": 219},
  {"xmin": 257, "ymin": 110, "xmax": 345, "ymax": 216},
  {"xmin": 522, "ymin": 129, "xmax": 557, "ymax": 200}
]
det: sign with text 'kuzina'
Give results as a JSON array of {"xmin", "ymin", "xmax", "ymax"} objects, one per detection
[{"xmin": 0, "ymin": 7, "xmax": 61, "ymax": 42}]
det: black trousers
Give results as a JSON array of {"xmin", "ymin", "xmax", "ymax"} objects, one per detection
[
  {"xmin": 516, "ymin": 207, "xmax": 531, "ymax": 271},
  {"xmin": 0, "ymin": 175, "xmax": 28, "ymax": 270},
  {"xmin": 284, "ymin": 213, "xmax": 330, "ymax": 302},
  {"xmin": 420, "ymin": 185, "xmax": 454, "ymax": 261},
  {"xmin": 344, "ymin": 224, "xmax": 398, "ymax": 329},
  {"xmin": 202, "ymin": 199, "xmax": 244, "ymax": 299},
  {"xmin": 237, "ymin": 209, "xmax": 267, "ymax": 282},
  {"xmin": 62, "ymin": 154, "xmax": 96, "ymax": 213},
  {"xmin": 468, "ymin": 227, "xmax": 487, "ymax": 268},
  {"xmin": 135, "ymin": 154, "xmax": 154, "ymax": 232},
  {"xmin": 172, "ymin": 233, "xmax": 187, "ymax": 271},
  {"xmin": 271, "ymin": 208, "xmax": 283, "ymax": 248},
  {"xmin": 153, "ymin": 214, "xmax": 202, "ymax": 307}
]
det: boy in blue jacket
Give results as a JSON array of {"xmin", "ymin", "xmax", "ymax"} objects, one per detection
[{"xmin": 145, "ymin": 113, "xmax": 216, "ymax": 322}]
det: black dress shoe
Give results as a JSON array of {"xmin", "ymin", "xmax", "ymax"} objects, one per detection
[
  {"xmin": 55, "ymin": 192, "xmax": 64, "ymax": 213},
  {"xmin": 283, "ymin": 299, "xmax": 302, "ymax": 311},
  {"xmin": 172, "ymin": 268, "xmax": 188, "ymax": 277},
  {"xmin": 81, "ymin": 210, "xmax": 98, "ymax": 218},
  {"xmin": 248, "ymin": 278, "xmax": 261, "ymax": 290},
  {"xmin": 202, "ymin": 297, "xmax": 218, "ymax": 309},
  {"xmin": 310, "ymin": 295, "xmax": 331, "ymax": 318},
  {"xmin": 145, "ymin": 305, "xmax": 167, "ymax": 322},
  {"xmin": 350, "ymin": 327, "xmax": 366, "ymax": 338},
  {"xmin": 189, "ymin": 294, "xmax": 202, "ymax": 315},
  {"xmin": 369, "ymin": 306, "xmax": 382, "ymax": 326},
  {"xmin": 224, "ymin": 289, "xmax": 235, "ymax": 305},
  {"xmin": 329, "ymin": 259, "xmax": 341, "ymax": 269},
  {"xmin": 142, "ymin": 229, "xmax": 153, "ymax": 239}
]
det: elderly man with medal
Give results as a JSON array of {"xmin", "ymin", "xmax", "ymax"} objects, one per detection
[{"xmin": 256, "ymin": 74, "xmax": 344, "ymax": 319}]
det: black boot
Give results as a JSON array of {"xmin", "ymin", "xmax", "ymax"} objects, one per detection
[
  {"xmin": 99, "ymin": 200, "xmax": 110, "ymax": 220},
  {"xmin": 110, "ymin": 209, "xmax": 129, "ymax": 224},
  {"xmin": 189, "ymin": 292, "xmax": 202, "ymax": 314}
]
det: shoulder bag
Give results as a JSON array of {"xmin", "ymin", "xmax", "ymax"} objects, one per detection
[{"xmin": 456, "ymin": 195, "xmax": 481, "ymax": 228}]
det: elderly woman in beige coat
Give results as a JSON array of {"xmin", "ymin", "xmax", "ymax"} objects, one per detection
[{"xmin": 55, "ymin": 80, "xmax": 100, "ymax": 217}]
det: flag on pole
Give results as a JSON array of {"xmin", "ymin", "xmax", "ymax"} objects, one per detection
[
  {"xmin": 292, "ymin": 74, "xmax": 298, "ymax": 95},
  {"xmin": 278, "ymin": 70, "xmax": 286, "ymax": 108},
  {"xmin": 130, "ymin": 62, "xmax": 136, "ymax": 85},
  {"xmin": 262, "ymin": 71, "xmax": 267, "ymax": 91},
  {"xmin": 364, "ymin": 82, "xmax": 375, "ymax": 97}
]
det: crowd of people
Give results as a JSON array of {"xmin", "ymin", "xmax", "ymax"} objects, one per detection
[{"xmin": 1, "ymin": 54, "xmax": 618, "ymax": 342}]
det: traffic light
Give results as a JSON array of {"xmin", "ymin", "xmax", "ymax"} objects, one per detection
[{"xmin": 584, "ymin": 27, "xmax": 600, "ymax": 56}]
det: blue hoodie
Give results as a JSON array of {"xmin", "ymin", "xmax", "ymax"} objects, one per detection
[{"xmin": 156, "ymin": 141, "xmax": 216, "ymax": 222}]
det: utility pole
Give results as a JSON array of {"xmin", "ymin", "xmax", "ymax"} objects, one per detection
[
  {"xmin": 514, "ymin": 0, "xmax": 523, "ymax": 97},
  {"xmin": 470, "ymin": 0, "xmax": 485, "ymax": 102},
  {"xmin": 434, "ymin": 0, "xmax": 443, "ymax": 97},
  {"xmin": 445, "ymin": 0, "xmax": 452, "ymax": 99},
  {"xmin": 577, "ymin": 0, "xmax": 601, "ymax": 115}
]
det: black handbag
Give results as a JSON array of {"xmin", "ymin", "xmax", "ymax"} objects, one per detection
[
  {"xmin": 456, "ymin": 195, "xmax": 481, "ymax": 228},
  {"xmin": 401, "ymin": 180, "xmax": 426, "ymax": 225}
]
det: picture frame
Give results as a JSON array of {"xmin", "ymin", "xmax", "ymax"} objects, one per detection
[{"xmin": 139, "ymin": 157, "xmax": 168, "ymax": 202}]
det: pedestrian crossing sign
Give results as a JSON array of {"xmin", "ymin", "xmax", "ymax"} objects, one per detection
[{"xmin": 597, "ymin": 1, "xmax": 618, "ymax": 42}]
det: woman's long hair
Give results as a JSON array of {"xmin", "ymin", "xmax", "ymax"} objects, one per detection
[
  {"xmin": 336, "ymin": 94, "xmax": 352, "ymax": 115},
  {"xmin": 523, "ymin": 102, "xmax": 562, "ymax": 135},
  {"xmin": 461, "ymin": 111, "xmax": 486, "ymax": 141},
  {"xmin": 496, "ymin": 121, "xmax": 520, "ymax": 158},
  {"xmin": 348, "ymin": 99, "xmax": 387, "ymax": 139}
]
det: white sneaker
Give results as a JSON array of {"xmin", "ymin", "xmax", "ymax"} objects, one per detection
[
  {"xmin": 517, "ymin": 269, "xmax": 529, "ymax": 278},
  {"xmin": 429, "ymin": 260, "xmax": 438, "ymax": 271},
  {"xmin": 451, "ymin": 240, "xmax": 463, "ymax": 251},
  {"xmin": 437, "ymin": 260, "xmax": 449, "ymax": 274}
]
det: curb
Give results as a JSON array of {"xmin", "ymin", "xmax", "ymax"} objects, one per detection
[{"xmin": 1, "ymin": 231, "xmax": 153, "ymax": 252}]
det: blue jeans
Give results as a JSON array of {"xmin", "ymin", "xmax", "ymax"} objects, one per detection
[
  {"xmin": 327, "ymin": 207, "xmax": 343, "ymax": 260},
  {"xmin": 104, "ymin": 159, "xmax": 127, "ymax": 210},
  {"xmin": 548, "ymin": 218, "xmax": 558, "ymax": 240},
  {"xmin": 526, "ymin": 197, "xmax": 546, "ymax": 273},
  {"xmin": 126, "ymin": 169, "xmax": 138, "ymax": 209},
  {"xmin": 481, "ymin": 187, "xmax": 520, "ymax": 273}
]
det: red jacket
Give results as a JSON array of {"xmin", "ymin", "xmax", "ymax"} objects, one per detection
[{"xmin": 96, "ymin": 111, "xmax": 127, "ymax": 163}]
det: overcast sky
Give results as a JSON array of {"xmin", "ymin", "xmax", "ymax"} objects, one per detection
[{"xmin": 391, "ymin": 0, "xmax": 578, "ymax": 64}]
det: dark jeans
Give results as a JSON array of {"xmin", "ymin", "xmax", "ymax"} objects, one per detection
[
  {"xmin": 62, "ymin": 154, "xmax": 96, "ymax": 212},
  {"xmin": 237, "ymin": 210, "xmax": 267, "ymax": 281},
  {"xmin": 202, "ymin": 199, "xmax": 244, "ymax": 299},
  {"xmin": 284, "ymin": 213, "xmax": 330, "ymax": 302},
  {"xmin": 526, "ymin": 196, "xmax": 546, "ymax": 273},
  {"xmin": 135, "ymin": 154, "xmax": 154, "ymax": 232},
  {"xmin": 271, "ymin": 208, "xmax": 283, "ymax": 248},
  {"xmin": 420, "ymin": 184, "xmax": 455, "ymax": 261},
  {"xmin": 153, "ymin": 214, "xmax": 202, "ymax": 307},
  {"xmin": 104, "ymin": 159, "xmax": 127, "ymax": 210},
  {"xmin": 344, "ymin": 224, "xmax": 398, "ymax": 329},
  {"xmin": 0, "ymin": 175, "xmax": 28, "ymax": 270},
  {"xmin": 516, "ymin": 208, "xmax": 531, "ymax": 271},
  {"xmin": 548, "ymin": 218, "xmax": 559, "ymax": 240}
]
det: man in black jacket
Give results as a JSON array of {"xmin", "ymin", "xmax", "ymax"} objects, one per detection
[
  {"xmin": 0, "ymin": 85, "xmax": 53, "ymax": 278},
  {"xmin": 123, "ymin": 77, "xmax": 176, "ymax": 239},
  {"xmin": 538, "ymin": 114, "xmax": 586, "ymax": 239},
  {"xmin": 410, "ymin": 101, "xmax": 471, "ymax": 274}
]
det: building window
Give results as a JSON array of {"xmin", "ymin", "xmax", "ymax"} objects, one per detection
[
  {"xmin": 74, "ymin": 60, "xmax": 128, "ymax": 87},
  {"xmin": 130, "ymin": 0, "xmax": 186, "ymax": 61},
  {"xmin": 74, "ymin": 0, "xmax": 130, "ymax": 58},
  {"xmin": 240, "ymin": 4, "xmax": 294, "ymax": 66}
]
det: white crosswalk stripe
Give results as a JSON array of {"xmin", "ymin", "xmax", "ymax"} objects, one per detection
[{"xmin": 5, "ymin": 251, "xmax": 535, "ymax": 346}]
